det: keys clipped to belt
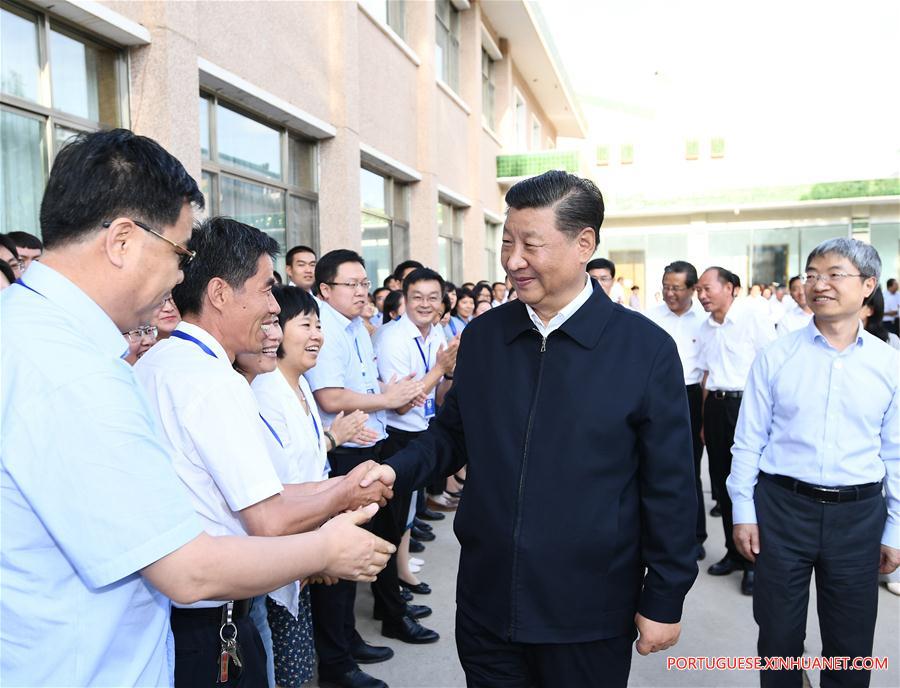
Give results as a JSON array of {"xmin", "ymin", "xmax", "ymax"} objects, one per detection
[{"xmin": 217, "ymin": 602, "xmax": 243, "ymax": 683}]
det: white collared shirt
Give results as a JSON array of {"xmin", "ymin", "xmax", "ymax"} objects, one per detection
[
  {"xmin": 646, "ymin": 300, "xmax": 707, "ymax": 385},
  {"xmin": 305, "ymin": 300, "xmax": 387, "ymax": 445},
  {"xmin": 134, "ymin": 322, "xmax": 284, "ymax": 607},
  {"xmin": 525, "ymin": 275, "xmax": 594, "ymax": 339},
  {"xmin": 697, "ymin": 299, "xmax": 777, "ymax": 391},
  {"xmin": 375, "ymin": 315, "xmax": 447, "ymax": 432},
  {"xmin": 776, "ymin": 304, "xmax": 813, "ymax": 337}
]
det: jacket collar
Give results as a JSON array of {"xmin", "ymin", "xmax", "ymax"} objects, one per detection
[{"xmin": 501, "ymin": 279, "xmax": 615, "ymax": 349}]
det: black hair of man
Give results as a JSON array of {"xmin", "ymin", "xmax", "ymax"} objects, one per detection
[
  {"xmin": 7, "ymin": 231, "xmax": 43, "ymax": 251},
  {"xmin": 315, "ymin": 249, "xmax": 366, "ymax": 294},
  {"xmin": 461, "ymin": 282, "xmax": 475, "ymax": 291},
  {"xmin": 0, "ymin": 234, "xmax": 20, "ymax": 261},
  {"xmin": 39, "ymin": 129, "xmax": 203, "ymax": 250},
  {"xmin": 492, "ymin": 281, "xmax": 505, "ymax": 290},
  {"xmin": 441, "ymin": 293, "xmax": 452, "ymax": 318},
  {"xmin": 382, "ymin": 289, "xmax": 404, "ymax": 321},
  {"xmin": 887, "ymin": 278, "xmax": 897, "ymax": 289},
  {"xmin": 505, "ymin": 170, "xmax": 604, "ymax": 246},
  {"xmin": 172, "ymin": 216, "xmax": 279, "ymax": 316},
  {"xmin": 662, "ymin": 260, "xmax": 699, "ymax": 288},
  {"xmin": 0, "ymin": 259, "xmax": 16, "ymax": 285},
  {"xmin": 383, "ymin": 275, "xmax": 396, "ymax": 288},
  {"xmin": 286, "ymin": 245, "xmax": 316, "ymax": 264},
  {"xmin": 272, "ymin": 284, "xmax": 320, "ymax": 358},
  {"xmin": 393, "ymin": 260, "xmax": 424, "ymax": 280},
  {"xmin": 402, "ymin": 267, "xmax": 446, "ymax": 296},
  {"xmin": 704, "ymin": 266, "xmax": 738, "ymax": 292},
  {"xmin": 273, "ymin": 270, "xmax": 283, "ymax": 285},
  {"xmin": 788, "ymin": 275, "xmax": 803, "ymax": 289},
  {"xmin": 444, "ymin": 281, "xmax": 457, "ymax": 294},
  {"xmin": 586, "ymin": 257, "xmax": 615, "ymax": 278},
  {"xmin": 373, "ymin": 286, "xmax": 390, "ymax": 300}
]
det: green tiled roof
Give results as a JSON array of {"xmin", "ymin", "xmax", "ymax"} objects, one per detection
[{"xmin": 497, "ymin": 151, "xmax": 580, "ymax": 177}]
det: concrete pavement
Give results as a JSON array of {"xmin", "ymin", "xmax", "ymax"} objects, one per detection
[{"xmin": 329, "ymin": 466, "xmax": 899, "ymax": 687}]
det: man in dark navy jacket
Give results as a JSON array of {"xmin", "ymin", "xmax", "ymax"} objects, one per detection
[{"xmin": 363, "ymin": 171, "xmax": 698, "ymax": 687}]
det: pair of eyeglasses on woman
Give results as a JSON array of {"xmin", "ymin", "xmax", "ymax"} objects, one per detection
[
  {"xmin": 102, "ymin": 219, "xmax": 196, "ymax": 266},
  {"xmin": 122, "ymin": 325, "xmax": 158, "ymax": 342}
]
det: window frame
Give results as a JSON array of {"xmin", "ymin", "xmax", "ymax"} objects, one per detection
[
  {"xmin": 435, "ymin": 0, "xmax": 460, "ymax": 91},
  {"xmin": 200, "ymin": 90, "xmax": 320, "ymax": 259},
  {"xmin": 438, "ymin": 197, "xmax": 464, "ymax": 284},
  {"xmin": 481, "ymin": 48, "xmax": 495, "ymax": 130},
  {"xmin": 360, "ymin": 166, "xmax": 410, "ymax": 285}
]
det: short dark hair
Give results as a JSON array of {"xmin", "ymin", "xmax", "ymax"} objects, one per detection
[
  {"xmin": 505, "ymin": 170, "xmax": 604, "ymax": 245},
  {"xmin": 0, "ymin": 260, "xmax": 16, "ymax": 285},
  {"xmin": 663, "ymin": 260, "xmax": 698, "ymax": 288},
  {"xmin": 315, "ymin": 249, "xmax": 365, "ymax": 293},
  {"xmin": 402, "ymin": 267, "xmax": 445, "ymax": 296},
  {"xmin": 286, "ymin": 245, "xmax": 316, "ymax": 264},
  {"xmin": 704, "ymin": 266, "xmax": 738, "ymax": 290},
  {"xmin": 393, "ymin": 260, "xmax": 424, "ymax": 280},
  {"xmin": 492, "ymin": 282, "xmax": 505, "ymax": 290},
  {"xmin": 788, "ymin": 274, "xmax": 803, "ymax": 289},
  {"xmin": 887, "ymin": 278, "xmax": 897, "ymax": 288},
  {"xmin": 0, "ymin": 235, "xmax": 20, "ymax": 261},
  {"xmin": 444, "ymin": 281, "xmax": 457, "ymax": 294},
  {"xmin": 273, "ymin": 270, "xmax": 283, "ymax": 285},
  {"xmin": 272, "ymin": 284, "xmax": 320, "ymax": 358},
  {"xmin": 383, "ymin": 275, "xmax": 397, "ymax": 288},
  {"xmin": 441, "ymin": 293, "xmax": 452, "ymax": 317},
  {"xmin": 172, "ymin": 217, "xmax": 279, "ymax": 316},
  {"xmin": 586, "ymin": 257, "xmax": 615, "ymax": 278},
  {"xmin": 39, "ymin": 129, "xmax": 203, "ymax": 250},
  {"xmin": 373, "ymin": 286, "xmax": 390, "ymax": 300},
  {"xmin": 382, "ymin": 289, "xmax": 404, "ymax": 321},
  {"xmin": 7, "ymin": 231, "xmax": 43, "ymax": 251}
]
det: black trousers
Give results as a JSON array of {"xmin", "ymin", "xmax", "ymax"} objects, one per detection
[
  {"xmin": 703, "ymin": 394, "xmax": 751, "ymax": 567},
  {"xmin": 455, "ymin": 607, "xmax": 635, "ymax": 688},
  {"xmin": 171, "ymin": 604, "xmax": 267, "ymax": 687},
  {"xmin": 754, "ymin": 475, "xmax": 885, "ymax": 688},
  {"xmin": 370, "ymin": 427, "xmax": 420, "ymax": 622},
  {"xmin": 686, "ymin": 383, "xmax": 707, "ymax": 545},
  {"xmin": 310, "ymin": 446, "xmax": 380, "ymax": 675}
]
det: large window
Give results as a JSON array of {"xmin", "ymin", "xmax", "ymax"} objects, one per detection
[
  {"xmin": 514, "ymin": 91, "xmax": 527, "ymax": 150},
  {"xmin": 435, "ymin": 0, "xmax": 460, "ymax": 91},
  {"xmin": 360, "ymin": 0, "xmax": 405, "ymax": 37},
  {"xmin": 484, "ymin": 219, "xmax": 501, "ymax": 282},
  {"xmin": 200, "ymin": 93, "xmax": 319, "ymax": 265},
  {"xmin": 360, "ymin": 168, "xmax": 409, "ymax": 287},
  {"xmin": 481, "ymin": 49, "xmax": 495, "ymax": 130},
  {"xmin": 438, "ymin": 199, "xmax": 464, "ymax": 283},
  {"xmin": 1, "ymin": 1, "xmax": 126, "ymax": 235}
]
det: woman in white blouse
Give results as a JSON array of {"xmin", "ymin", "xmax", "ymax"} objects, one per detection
[{"xmin": 248, "ymin": 286, "xmax": 377, "ymax": 686}]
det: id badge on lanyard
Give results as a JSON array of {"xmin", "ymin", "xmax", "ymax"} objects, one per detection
[{"xmin": 415, "ymin": 338, "xmax": 436, "ymax": 418}]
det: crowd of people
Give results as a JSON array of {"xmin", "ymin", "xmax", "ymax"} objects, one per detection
[{"xmin": 1, "ymin": 128, "xmax": 898, "ymax": 688}]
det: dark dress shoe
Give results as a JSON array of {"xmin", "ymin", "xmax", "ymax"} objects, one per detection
[
  {"xmin": 707, "ymin": 556, "xmax": 740, "ymax": 576},
  {"xmin": 318, "ymin": 668, "xmax": 387, "ymax": 688},
  {"xmin": 697, "ymin": 544, "xmax": 706, "ymax": 561},
  {"xmin": 399, "ymin": 587, "xmax": 413, "ymax": 602},
  {"xmin": 381, "ymin": 616, "xmax": 440, "ymax": 644},
  {"xmin": 709, "ymin": 503, "xmax": 722, "ymax": 517},
  {"xmin": 374, "ymin": 603, "xmax": 431, "ymax": 621},
  {"xmin": 410, "ymin": 526, "xmax": 435, "ymax": 542},
  {"xmin": 417, "ymin": 508, "xmax": 445, "ymax": 521},
  {"xmin": 399, "ymin": 579, "xmax": 431, "ymax": 595},
  {"xmin": 741, "ymin": 569, "xmax": 755, "ymax": 596},
  {"xmin": 412, "ymin": 518, "xmax": 432, "ymax": 532},
  {"xmin": 350, "ymin": 639, "xmax": 394, "ymax": 664},
  {"xmin": 409, "ymin": 538, "xmax": 425, "ymax": 553}
]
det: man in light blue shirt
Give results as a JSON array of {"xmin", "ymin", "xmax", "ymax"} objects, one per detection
[
  {"xmin": 728, "ymin": 238, "xmax": 899, "ymax": 688},
  {"xmin": 1, "ymin": 129, "xmax": 391, "ymax": 688}
]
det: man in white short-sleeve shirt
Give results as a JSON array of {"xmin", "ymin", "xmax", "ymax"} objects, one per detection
[{"xmin": 136, "ymin": 220, "xmax": 395, "ymax": 687}]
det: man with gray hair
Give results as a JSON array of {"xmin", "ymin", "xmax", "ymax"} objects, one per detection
[{"xmin": 729, "ymin": 237, "xmax": 899, "ymax": 688}]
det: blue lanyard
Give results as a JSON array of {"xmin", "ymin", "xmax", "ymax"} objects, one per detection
[
  {"xmin": 353, "ymin": 337, "xmax": 368, "ymax": 378},
  {"xmin": 14, "ymin": 279, "xmax": 44, "ymax": 297},
  {"xmin": 170, "ymin": 329, "xmax": 283, "ymax": 447},
  {"xmin": 310, "ymin": 412, "xmax": 320, "ymax": 440},
  {"xmin": 448, "ymin": 319, "xmax": 457, "ymax": 336},
  {"xmin": 414, "ymin": 338, "xmax": 432, "ymax": 374}
]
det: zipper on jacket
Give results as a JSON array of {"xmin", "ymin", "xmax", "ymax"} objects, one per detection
[{"xmin": 509, "ymin": 331, "xmax": 547, "ymax": 638}]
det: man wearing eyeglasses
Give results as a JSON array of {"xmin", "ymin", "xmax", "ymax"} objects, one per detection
[
  {"xmin": 728, "ymin": 238, "xmax": 899, "ymax": 687},
  {"xmin": 695, "ymin": 266, "xmax": 776, "ymax": 596},
  {"xmin": 647, "ymin": 261, "xmax": 709, "ymax": 561},
  {"xmin": 307, "ymin": 249, "xmax": 426, "ymax": 688}
]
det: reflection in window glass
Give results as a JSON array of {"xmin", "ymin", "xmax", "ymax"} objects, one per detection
[
  {"xmin": 200, "ymin": 171, "xmax": 215, "ymax": 217},
  {"xmin": 360, "ymin": 168, "xmax": 387, "ymax": 214},
  {"xmin": 53, "ymin": 125, "xmax": 80, "ymax": 155},
  {"xmin": 220, "ymin": 176, "xmax": 286, "ymax": 251},
  {"xmin": 200, "ymin": 97, "xmax": 210, "ymax": 159},
  {"xmin": 216, "ymin": 105, "xmax": 281, "ymax": 180},
  {"xmin": 1, "ymin": 110, "xmax": 46, "ymax": 235},
  {"xmin": 361, "ymin": 213, "xmax": 392, "ymax": 287},
  {"xmin": 1, "ymin": 8, "xmax": 41, "ymax": 103},
  {"xmin": 50, "ymin": 29, "xmax": 119, "ymax": 124},
  {"xmin": 289, "ymin": 136, "xmax": 316, "ymax": 191},
  {"xmin": 288, "ymin": 195, "xmax": 318, "ymax": 253}
]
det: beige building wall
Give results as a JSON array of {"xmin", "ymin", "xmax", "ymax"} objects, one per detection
[{"xmin": 90, "ymin": 0, "xmax": 580, "ymax": 282}]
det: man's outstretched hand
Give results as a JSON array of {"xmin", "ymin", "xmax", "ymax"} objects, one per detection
[
  {"xmin": 359, "ymin": 463, "xmax": 396, "ymax": 491},
  {"xmin": 635, "ymin": 614, "xmax": 681, "ymax": 655}
]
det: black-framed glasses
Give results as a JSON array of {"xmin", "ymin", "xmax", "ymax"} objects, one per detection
[
  {"xmin": 326, "ymin": 280, "xmax": 372, "ymax": 291},
  {"xmin": 103, "ymin": 219, "xmax": 196, "ymax": 266}
]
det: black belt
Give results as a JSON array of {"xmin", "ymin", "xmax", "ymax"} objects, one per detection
[
  {"xmin": 170, "ymin": 598, "xmax": 252, "ymax": 623},
  {"xmin": 761, "ymin": 472, "xmax": 883, "ymax": 503},
  {"xmin": 387, "ymin": 425, "xmax": 426, "ymax": 439},
  {"xmin": 710, "ymin": 390, "xmax": 743, "ymax": 400},
  {"xmin": 329, "ymin": 440, "xmax": 383, "ymax": 457}
]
